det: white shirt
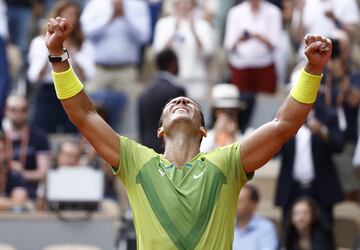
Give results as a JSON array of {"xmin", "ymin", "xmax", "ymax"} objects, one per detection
[
  {"xmin": 224, "ymin": 1, "xmax": 282, "ymax": 68},
  {"xmin": 292, "ymin": 125, "xmax": 315, "ymax": 184},
  {"xmin": 353, "ymin": 136, "xmax": 360, "ymax": 167},
  {"xmin": 153, "ymin": 16, "xmax": 215, "ymax": 82},
  {"xmin": 292, "ymin": 0, "xmax": 360, "ymax": 37},
  {"xmin": 81, "ymin": 0, "xmax": 150, "ymax": 65},
  {"xmin": 292, "ymin": 0, "xmax": 360, "ymax": 58},
  {"xmin": 27, "ymin": 36, "xmax": 95, "ymax": 84},
  {"xmin": 0, "ymin": 0, "xmax": 8, "ymax": 40}
]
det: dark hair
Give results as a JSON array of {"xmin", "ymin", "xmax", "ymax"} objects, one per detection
[
  {"xmin": 158, "ymin": 97, "xmax": 205, "ymax": 145},
  {"xmin": 156, "ymin": 49, "xmax": 178, "ymax": 71},
  {"xmin": 243, "ymin": 184, "xmax": 260, "ymax": 203},
  {"xmin": 281, "ymin": 196, "xmax": 331, "ymax": 250}
]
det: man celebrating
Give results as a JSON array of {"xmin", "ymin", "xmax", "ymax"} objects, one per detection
[{"xmin": 46, "ymin": 17, "xmax": 332, "ymax": 250}]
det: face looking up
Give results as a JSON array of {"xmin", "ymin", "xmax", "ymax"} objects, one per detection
[{"xmin": 158, "ymin": 97, "xmax": 206, "ymax": 140}]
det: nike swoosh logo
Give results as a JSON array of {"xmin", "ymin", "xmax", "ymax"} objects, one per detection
[{"xmin": 193, "ymin": 170, "xmax": 206, "ymax": 179}]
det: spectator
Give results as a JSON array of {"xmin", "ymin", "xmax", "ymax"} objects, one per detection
[
  {"xmin": 280, "ymin": 196, "xmax": 335, "ymax": 250},
  {"xmin": 233, "ymin": 184, "xmax": 278, "ymax": 250},
  {"xmin": 5, "ymin": 0, "xmax": 43, "ymax": 53},
  {"xmin": 80, "ymin": 0, "xmax": 150, "ymax": 132},
  {"xmin": 28, "ymin": 0, "xmax": 94, "ymax": 133},
  {"xmin": 224, "ymin": 0, "xmax": 282, "ymax": 130},
  {"xmin": 138, "ymin": 48, "xmax": 186, "ymax": 153},
  {"xmin": 2, "ymin": 95, "xmax": 50, "ymax": 200},
  {"xmin": 0, "ymin": 129, "xmax": 10, "ymax": 210},
  {"xmin": 79, "ymin": 137, "xmax": 119, "ymax": 201},
  {"xmin": 81, "ymin": 0, "xmax": 150, "ymax": 85},
  {"xmin": 0, "ymin": 132, "xmax": 30, "ymax": 212},
  {"xmin": 55, "ymin": 140, "xmax": 82, "ymax": 167},
  {"xmin": 275, "ymin": 95, "xmax": 344, "ymax": 227},
  {"xmin": 200, "ymin": 83, "xmax": 248, "ymax": 152},
  {"xmin": 153, "ymin": 0, "xmax": 215, "ymax": 107},
  {"xmin": 291, "ymin": 0, "xmax": 360, "ymax": 55},
  {"xmin": 325, "ymin": 30, "xmax": 360, "ymax": 201}
]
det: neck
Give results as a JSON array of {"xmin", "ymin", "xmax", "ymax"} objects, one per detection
[
  {"xmin": 237, "ymin": 215, "xmax": 252, "ymax": 229},
  {"xmin": 298, "ymin": 228, "xmax": 311, "ymax": 239},
  {"xmin": 250, "ymin": 1, "xmax": 261, "ymax": 12},
  {"xmin": 163, "ymin": 130, "xmax": 201, "ymax": 168},
  {"xmin": 6, "ymin": 123, "xmax": 27, "ymax": 137}
]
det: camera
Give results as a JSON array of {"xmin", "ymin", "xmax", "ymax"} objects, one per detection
[{"xmin": 330, "ymin": 38, "xmax": 341, "ymax": 59}]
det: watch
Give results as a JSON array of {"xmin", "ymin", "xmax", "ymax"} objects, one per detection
[{"xmin": 48, "ymin": 48, "xmax": 69, "ymax": 63}]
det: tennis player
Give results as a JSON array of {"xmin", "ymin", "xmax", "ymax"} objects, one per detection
[{"xmin": 46, "ymin": 17, "xmax": 332, "ymax": 250}]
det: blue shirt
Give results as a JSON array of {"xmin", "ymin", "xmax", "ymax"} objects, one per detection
[
  {"xmin": 233, "ymin": 215, "xmax": 278, "ymax": 250},
  {"xmin": 81, "ymin": 0, "xmax": 150, "ymax": 65}
]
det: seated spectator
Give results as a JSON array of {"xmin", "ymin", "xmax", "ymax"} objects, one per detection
[
  {"xmin": 3, "ymin": 95, "xmax": 50, "ymax": 200},
  {"xmin": 233, "ymin": 184, "xmax": 278, "ymax": 250},
  {"xmin": 0, "ymin": 129, "xmax": 10, "ymax": 210},
  {"xmin": 0, "ymin": 131, "xmax": 31, "ymax": 212},
  {"xmin": 138, "ymin": 48, "xmax": 186, "ymax": 153},
  {"xmin": 79, "ymin": 137, "xmax": 119, "ymax": 201},
  {"xmin": 54, "ymin": 140, "xmax": 82, "ymax": 168},
  {"xmin": 28, "ymin": 0, "xmax": 95, "ymax": 133},
  {"xmin": 200, "ymin": 83, "xmax": 249, "ymax": 152},
  {"xmin": 280, "ymin": 196, "xmax": 335, "ymax": 250}
]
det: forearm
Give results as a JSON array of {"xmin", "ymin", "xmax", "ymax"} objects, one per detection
[
  {"xmin": 22, "ymin": 153, "xmax": 49, "ymax": 182},
  {"xmin": 276, "ymin": 64, "xmax": 323, "ymax": 138},
  {"xmin": 49, "ymin": 57, "xmax": 95, "ymax": 125},
  {"xmin": 241, "ymin": 63, "xmax": 323, "ymax": 173}
]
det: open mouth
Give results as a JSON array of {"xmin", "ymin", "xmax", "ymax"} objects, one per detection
[{"xmin": 172, "ymin": 106, "xmax": 190, "ymax": 114}]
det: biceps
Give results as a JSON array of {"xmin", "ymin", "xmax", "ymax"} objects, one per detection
[
  {"xmin": 240, "ymin": 122, "xmax": 286, "ymax": 173},
  {"xmin": 78, "ymin": 113, "xmax": 120, "ymax": 167}
]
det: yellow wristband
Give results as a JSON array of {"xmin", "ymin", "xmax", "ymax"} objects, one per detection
[
  {"xmin": 290, "ymin": 69, "xmax": 323, "ymax": 104},
  {"xmin": 52, "ymin": 67, "xmax": 84, "ymax": 100}
]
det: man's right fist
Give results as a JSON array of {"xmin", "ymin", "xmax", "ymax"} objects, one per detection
[{"xmin": 45, "ymin": 17, "xmax": 73, "ymax": 55}]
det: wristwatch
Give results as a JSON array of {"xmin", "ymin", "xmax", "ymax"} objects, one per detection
[{"xmin": 48, "ymin": 48, "xmax": 69, "ymax": 63}]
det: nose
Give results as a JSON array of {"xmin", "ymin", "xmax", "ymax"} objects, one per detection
[{"xmin": 174, "ymin": 97, "xmax": 188, "ymax": 105}]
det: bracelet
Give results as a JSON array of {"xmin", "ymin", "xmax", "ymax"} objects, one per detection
[
  {"xmin": 52, "ymin": 67, "xmax": 84, "ymax": 100},
  {"xmin": 290, "ymin": 69, "xmax": 323, "ymax": 104}
]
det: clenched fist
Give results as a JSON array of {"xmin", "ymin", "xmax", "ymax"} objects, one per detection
[
  {"xmin": 45, "ymin": 17, "xmax": 73, "ymax": 56},
  {"xmin": 303, "ymin": 34, "xmax": 332, "ymax": 75}
]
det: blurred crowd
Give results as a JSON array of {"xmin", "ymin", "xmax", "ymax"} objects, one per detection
[{"xmin": 0, "ymin": 0, "xmax": 360, "ymax": 249}]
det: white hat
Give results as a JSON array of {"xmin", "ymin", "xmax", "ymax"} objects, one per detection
[{"xmin": 211, "ymin": 84, "xmax": 242, "ymax": 109}]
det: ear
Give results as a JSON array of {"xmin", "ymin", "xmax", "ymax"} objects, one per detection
[
  {"xmin": 200, "ymin": 126, "xmax": 207, "ymax": 137},
  {"xmin": 157, "ymin": 127, "xmax": 165, "ymax": 139}
]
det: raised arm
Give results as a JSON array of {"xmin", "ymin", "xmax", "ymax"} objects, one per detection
[
  {"xmin": 241, "ymin": 34, "xmax": 332, "ymax": 174},
  {"xmin": 46, "ymin": 17, "xmax": 120, "ymax": 167}
]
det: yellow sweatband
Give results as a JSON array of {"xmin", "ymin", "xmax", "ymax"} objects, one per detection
[
  {"xmin": 52, "ymin": 67, "xmax": 84, "ymax": 100},
  {"xmin": 290, "ymin": 69, "xmax": 323, "ymax": 104}
]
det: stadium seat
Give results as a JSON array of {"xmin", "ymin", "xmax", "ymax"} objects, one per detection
[
  {"xmin": 0, "ymin": 244, "xmax": 16, "ymax": 250},
  {"xmin": 334, "ymin": 201, "xmax": 360, "ymax": 249}
]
